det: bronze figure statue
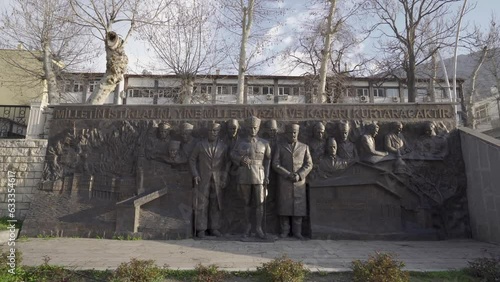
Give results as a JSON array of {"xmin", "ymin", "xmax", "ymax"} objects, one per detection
[
  {"xmin": 230, "ymin": 116, "xmax": 271, "ymax": 239},
  {"xmin": 189, "ymin": 123, "xmax": 230, "ymax": 238},
  {"xmin": 272, "ymin": 123, "xmax": 313, "ymax": 239}
]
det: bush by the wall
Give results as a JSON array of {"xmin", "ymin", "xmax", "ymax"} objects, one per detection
[
  {"xmin": 351, "ymin": 252, "xmax": 409, "ymax": 282},
  {"xmin": 257, "ymin": 255, "xmax": 309, "ymax": 282}
]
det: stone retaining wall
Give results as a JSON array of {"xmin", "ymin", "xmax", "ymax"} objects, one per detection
[
  {"xmin": 0, "ymin": 139, "xmax": 47, "ymax": 220},
  {"xmin": 460, "ymin": 127, "xmax": 500, "ymax": 244}
]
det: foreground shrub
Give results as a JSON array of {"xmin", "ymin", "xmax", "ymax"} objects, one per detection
[
  {"xmin": 466, "ymin": 257, "xmax": 500, "ymax": 281},
  {"xmin": 195, "ymin": 264, "xmax": 227, "ymax": 282},
  {"xmin": 351, "ymin": 252, "xmax": 409, "ymax": 282},
  {"xmin": 257, "ymin": 255, "xmax": 309, "ymax": 282},
  {"xmin": 112, "ymin": 258, "xmax": 163, "ymax": 282}
]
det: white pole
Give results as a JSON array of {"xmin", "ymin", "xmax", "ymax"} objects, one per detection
[
  {"xmin": 452, "ymin": 0, "xmax": 468, "ymax": 126},
  {"xmin": 437, "ymin": 49, "xmax": 452, "ymax": 98}
]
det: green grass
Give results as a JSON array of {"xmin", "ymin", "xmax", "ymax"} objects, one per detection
[
  {"xmin": 0, "ymin": 248, "xmax": 491, "ymax": 282},
  {"xmin": 162, "ymin": 268, "xmax": 198, "ymax": 280},
  {"xmin": 0, "ymin": 267, "xmax": 488, "ymax": 282},
  {"xmin": 410, "ymin": 270, "xmax": 483, "ymax": 281},
  {"xmin": 112, "ymin": 234, "xmax": 142, "ymax": 240},
  {"xmin": 0, "ymin": 217, "xmax": 22, "ymax": 230}
]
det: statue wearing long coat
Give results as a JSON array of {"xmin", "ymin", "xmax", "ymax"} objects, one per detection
[
  {"xmin": 189, "ymin": 138, "xmax": 229, "ymax": 231},
  {"xmin": 272, "ymin": 142, "xmax": 313, "ymax": 216}
]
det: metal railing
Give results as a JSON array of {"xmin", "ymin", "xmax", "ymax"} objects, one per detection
[{"xmin": 0, "ymin": 105, "xmax": 29, "ymax": 138}]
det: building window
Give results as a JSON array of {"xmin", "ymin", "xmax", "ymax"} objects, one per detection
[
  {"xmin": 417, "ymin": 88, "xmax": 428, "ymax": 96},
  {"xmin": 475, "ymin": 104, "xmax": 491, "ymax": 124},
  {"xmin": 164, "ymin": 87, "xmax": 180, "ymax": 98},
  {"xmin": 216, "ymin": 85, "xmax": 237, "ymax": 95},
  {"xmin": 373, "ymin": 88, "xmax": 385, "ymax": 97},
  {"xmin": 248, "ymin": 86, "xmax": 261, "ymax": 95},
  {"xmin": 357, "ymin": 88, "xmax": 368, "ymax": 96},
  {"xmin": 62, "ymin": 80, "xmax": 72, "ymax": 92},
  {"xmin": 199, "ymin": 85, "xmax": 212, "ymax": 95},
  {"xmin": 89, "ymin": 80, "xmax": 99, "ymax": 93},
  {"xmin": 262, "ymin": 86, "xmax": 274, "ymax": 95},
  {"xmin": 127, "ymin": 88, "xmax": 159, "ymax": 98},
  {"xmin": 435, "ymin": 89, "xmax": 447, "ymax": 99},
  {"xmin": 386, "ymin": 88, "xmax": 399, "ymax": 98},
  {"xmin": 299, "ymin": 87, "xmax": 307, "ymax": 96},
  {"xmin": 73, "ymin": 81, "xmax": 84, "ymax": 92},
  {"xmin": 278, "ymin": 87, "xmax": 291, "ymax": 95}
]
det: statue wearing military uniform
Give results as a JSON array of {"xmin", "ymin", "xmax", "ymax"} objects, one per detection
[{"xmin": 230, "ymin": 116, "xmax": 271, "ymax": 239}]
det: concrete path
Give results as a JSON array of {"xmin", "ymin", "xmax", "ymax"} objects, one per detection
[{"xmin": 6, "ymin": 238, "xmax": 500, "ymax": 272}]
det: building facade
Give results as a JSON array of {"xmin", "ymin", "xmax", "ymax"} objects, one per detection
[{"xmin": 61, "ymin": 73, "xmax": 462, "ymax": 106}]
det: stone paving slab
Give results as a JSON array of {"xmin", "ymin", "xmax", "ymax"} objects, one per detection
[{"xmin": 3, "ymin": 238, "xmax": 500, "ymax": 272}]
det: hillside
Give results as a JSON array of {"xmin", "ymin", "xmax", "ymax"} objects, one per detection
[{"xmin": 438, "ymin": 49, "xmax": 499, "ymax": 102}]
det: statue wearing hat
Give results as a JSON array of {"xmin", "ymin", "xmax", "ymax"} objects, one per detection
[
  {"xmin": 180, "ymin": 122, "xmax": 197, "ymax": 160},
  {"xmin": 165, "ymin": 140, "xmax": 186, "ymax": 164},
  {"xmin": 308, "ymin": 121, "xmax": 326, "ymax": 164},
  {"xmin": 144, "ymin": 121, "xmax": 172, "ymax": 162},
  {"xmin": 272, "ymin": 123, "xmax": 313, "ymax": 239},
  {"xmin": 230, "ymin": 116, "xmax": 271, "ymax": 239},
  {"xmin": 189, "ymin": 123, "xmax": 230, "ymax": 238}
]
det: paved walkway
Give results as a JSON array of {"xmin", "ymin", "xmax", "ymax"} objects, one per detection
[{"xmin": 5, "ymin": 238, "xmax": 500, "ymax": 272}]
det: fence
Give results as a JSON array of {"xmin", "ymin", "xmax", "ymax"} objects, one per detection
[{"xmin": 0, "ymin": 105, "xmax": 29, "ymax": 138}]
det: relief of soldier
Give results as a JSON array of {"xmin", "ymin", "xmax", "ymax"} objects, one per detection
[{"xmin": 42, "ymin": 115, "xmax": 456, "ymax": 240}]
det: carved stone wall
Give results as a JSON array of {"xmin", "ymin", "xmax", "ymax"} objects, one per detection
[{"xmin": 21, "ymin": 104, "xmax": 469, "ymax": 240}]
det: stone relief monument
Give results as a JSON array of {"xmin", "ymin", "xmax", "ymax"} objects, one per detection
[{"xmin": 22, "ymin": 103, "xmax": 469, "ymax": 240}]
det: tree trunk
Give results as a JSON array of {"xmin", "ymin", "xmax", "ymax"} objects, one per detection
[
  {"xmin": 405, "ymin": 46, "xmax": 418, "ymax": 102},
  {"xmin": 42, "ymin": 41, "xmax": 59, "ymax": 104},
  {"xmin": 236, "ymin": 1, "xmax": 255, "ymax": 104},
  {"xmin": 318, "ymin": 0, "xmax": 337, "ymax": 104},
  {"xmin": 464, "ymin": 46, "xmax": 488, "ymax": 128},
  {"xmin": 180, "ymin": 76, "xmax": 194, "ymax": 104},
  {"xmin": 88, "ymin": 32, "xmax": 128, "ymax": 105}
]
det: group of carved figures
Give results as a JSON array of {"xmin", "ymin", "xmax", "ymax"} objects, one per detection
[
  {"xmin": 42, "ymin": 115, "xmax": 450, "ymax": 240},
  {"xmin": 169, "ymin": 117, "xmax": 312, "ymax": 240},
  {"xmin": 144, "ymin": 117, "xmax": 449, "ymax": 240}
]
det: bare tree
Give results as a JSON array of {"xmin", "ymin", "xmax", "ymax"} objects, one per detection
[
  {"xmin": 483, "ymin": 17, "xmax": 500, "ymax": 104},
  {"xmin": 460, "ymin": 16, "xmax": 500, "ymax": 128},
  {"xmin": 0, "ymin": 0, "xmax": 98, "ymax": 104},
  {"xmin": 285, "ymin": 1, "xmax": 369, "ymax": 103},
  {"xmin": 316, "ymin": 0, "xmax": 339, "ymax": 103},
  {"xmin": 69, "ymin": 0, "xmax": 170, "ymax": 105},
  {"xmin": 368, "ymin": 0, "xmax": 462, "ymax": 102},
  {"xmin": 141, "ymin": 0, "xmax": 223, "ymax": 104},
  {"xmin": 217, "ymin": 0, "xmax": 284, "ymax": 104}
]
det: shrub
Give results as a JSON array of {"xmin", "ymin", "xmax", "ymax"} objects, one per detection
[
  {"xmin": 466, "ymin": 257, "xmax": 500, "ymax": 281},
  {"xmin": 0, "ymin": 249, "xmax": 24, "ymax": 282},
  {"xmin": 257, "ymin": 255, "xmax": 309, "ymax": 282},
  {"xmin": 25, "ymin": 264, "xmax": 73, "ymax": 282},
  {"xmin": 194, "ymin": 264, "xmax": 227, "ymax": 282},
  {"xmin": 112, "ymin": 258, "xmax": 163, "ymax": 282},
  {"xmin": 351, "ymin": 252, "xmax": 409, "ymax": 282}
]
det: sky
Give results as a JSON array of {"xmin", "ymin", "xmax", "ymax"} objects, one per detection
[
  {"xmin": 116, "ymin": 0, "xmax": 500, "ymax": 75},
  {"xmin": 46, "ymin": 0, "xmax": 500, "ymax": 75}
]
